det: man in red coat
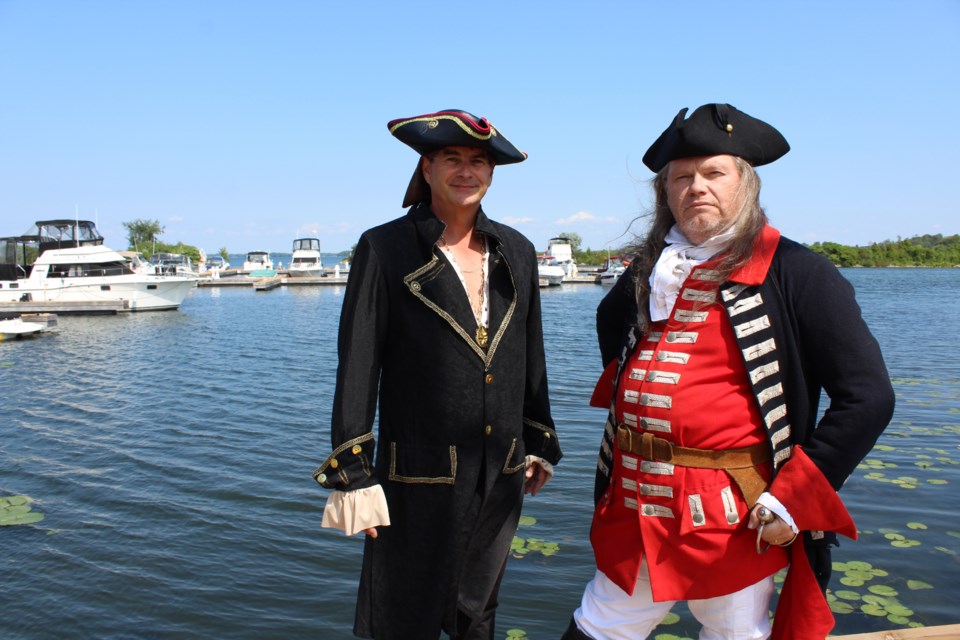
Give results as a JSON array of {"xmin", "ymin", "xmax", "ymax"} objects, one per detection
[{"xmin": 562, "ymin": 104, "xmax": 894, "ymax": 640}]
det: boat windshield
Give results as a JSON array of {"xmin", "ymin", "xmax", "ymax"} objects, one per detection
[
  {"xmin": 47, "ymin": 261, "xmax": 134, "ymax": 277},
  {"xmin": 24, "ymin": 220, "xmax": 105, "ymax": 253}
]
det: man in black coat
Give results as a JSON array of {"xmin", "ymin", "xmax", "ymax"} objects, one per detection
[{"xmin": 313, "ymin": 109, "xmax": 562, "ymax": 640}]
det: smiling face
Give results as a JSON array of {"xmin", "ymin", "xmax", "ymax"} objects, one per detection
[
  {"xmin": 665, "ymin": 154, "xmax": 744, "ymax": 245},
  {"xmin": 421, "ymin": 146, "xmax": 494, "ymax": 217}
]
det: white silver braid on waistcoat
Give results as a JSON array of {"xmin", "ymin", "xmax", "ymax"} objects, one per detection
[{"xmin": 719, "ymin": 281, "xmax": 793, "ymax": 470}]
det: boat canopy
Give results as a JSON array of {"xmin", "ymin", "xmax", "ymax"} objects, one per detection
[
  {"xmin": 21, "ymin": 220, "xmax": 105, "ymax": 254},
  {"xmin": 292, "ymin": 238, "xmax": 321, "ymax": 252}
]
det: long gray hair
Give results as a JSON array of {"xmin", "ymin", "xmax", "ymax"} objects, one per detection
[{"xmin": 625, "ymin": 157, "xmax": 768, "ymax": 334}]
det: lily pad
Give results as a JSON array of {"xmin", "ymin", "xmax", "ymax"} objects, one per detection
[{"xmin": 906, "ymin": 580, "xmax": 933, "ymax": 590}]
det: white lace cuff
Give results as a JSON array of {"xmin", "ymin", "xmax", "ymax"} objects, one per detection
[
  {"xmin": 757, "ymin": 491, "xmax": 798, "ymax": 534},
  {"xmin": 525, "ymin": 455, "xmax": 555, "ymax": 479},
  {"xmin": 321, "ymin": 485, "xmax": 391, "ymax": 536}
]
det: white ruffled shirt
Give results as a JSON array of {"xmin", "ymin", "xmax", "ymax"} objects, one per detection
[{"xmin": 649, "ymin": 225, "xmax": 738, "ymax": 322}]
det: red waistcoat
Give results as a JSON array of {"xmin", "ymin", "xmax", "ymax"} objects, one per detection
[{"xmin": 589, "ymin": 260, "xmax": 788, "ymax": 601}]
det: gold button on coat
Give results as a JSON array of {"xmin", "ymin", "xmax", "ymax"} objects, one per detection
[
  {"xmin": 485, "ymin": 425, "xmax": 492, "ymax": 435},
  {"xmin": 485, "ymin": 373, "xmax": 494, "ymax": 384}
]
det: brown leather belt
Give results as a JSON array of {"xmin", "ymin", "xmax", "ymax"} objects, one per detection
[{"xmin": 616, "ymin": 426, "xmax": 771, "ymax": 506}]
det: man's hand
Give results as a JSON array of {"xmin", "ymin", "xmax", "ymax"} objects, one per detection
[
  {"xmin": 748, "ymin": 505, "xmax": 797, "ymax": 548},
  {"xmin": 524, "ymin": 460, "xmax": 551, "ymax": 496}
]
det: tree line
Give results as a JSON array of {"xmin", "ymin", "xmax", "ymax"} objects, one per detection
[
  {"xmin": 564, "ymin": 233, "xmax": 960, "ymax": 268},
  {"xmin": 805, "ymin": 234, "xmax": 960, "ymax": 267}
]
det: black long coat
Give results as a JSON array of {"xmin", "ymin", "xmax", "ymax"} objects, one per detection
[{"xmin": 314, "ymin": 203, "xmax": 562, "ymax": 639}]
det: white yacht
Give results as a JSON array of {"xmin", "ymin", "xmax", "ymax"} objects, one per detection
[
  {"xmin": 546, "ymin": 236, "xmax": 579, "ymax": 280},
  {"xmin": 537, "ymin": 255, "xmax": 565, "ymax": 287},
  {"xmin": 242, "ymin": 250, "xmax": 275, "ymax": 276},
  {"xmin": 150, "ymin": 252, "xmax": 200, "ymax": 279},
  {"xmin": 0, "ymin": 220, "xmax": 197, "ymax": 311},
  {"xmin": 287, "ymin": 238, "xmax": 324, "ymax": 278}
]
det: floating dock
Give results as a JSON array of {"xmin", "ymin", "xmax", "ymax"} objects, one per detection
[
  {"xmin": 0, "ymin": 300, "xmax": 126, "ymax": 316},
  {"xmin": 830, "ymin": 624, "xmax": 960, "ymax": 638}
]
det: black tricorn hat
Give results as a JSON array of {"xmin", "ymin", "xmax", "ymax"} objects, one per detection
[
  {"xmin": 388, "ymin": 109, "xmax": 527, "ymax": 207},
  {"xmin": 642, "ymin": 103, "xmax": 789, "ymax": 172}
]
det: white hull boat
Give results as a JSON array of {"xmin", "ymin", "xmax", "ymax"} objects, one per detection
[
  {"xmin": 537, "ymin": 257, "xmax": 565, "ymax": 287},
  {"xmin": 288, "ymin": 238, "xmax": 324, "ymax": 278},
  {"xmin": 0, "ymin": 317, "xmax": 46, "ymax": 340},
  {"xmin": 0, "ymin": 220, "xmax": 198, "ymax": 312}
]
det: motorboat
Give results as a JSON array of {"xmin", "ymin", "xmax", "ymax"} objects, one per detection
[
  {"xmin": 0, "ymin": 220, "xmax": 198, "ymax": 311},
  {"xmin": 206, "ymin": 255, "xmax": 230, "ymax": 271},
  {"xmin": 242, "ymin": 251, "xmax": 275, "ymax": 277},
  {"xmin": 150, "ymin": 253, "xmax": 200, "ymax": 278},
  {"xmin": 598, "ymin": 256, "xmax": 629, "ymax": 286},
  {"xmin": 537, "ymin": 255, "xmax": 565, "ymax": 287},
  {"xmin": 287, "ymin": 238, "xmax": 324, "ymax": 278},
  {"xmin": 117, "ymin": 250, "xmax": 157, "ymax": 275},
  {"xmin": 546, "ymin": 236, "xmax": 579, "ymax": 280},
  {"xmin": 0, "ymin": 317, "xmax": 47, "ymax": 340}
]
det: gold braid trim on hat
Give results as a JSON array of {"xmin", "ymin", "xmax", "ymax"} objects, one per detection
[{"xmin": 389, "ymin": 114, "xmax": 498, "ymax": 141}]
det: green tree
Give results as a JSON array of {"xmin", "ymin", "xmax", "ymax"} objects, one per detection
[
  {"xmin": 219, "ymin": 246, "xmax": 229, "ymax": 260},
  {"xmin": 122, "ymin": 219, "xmax": 165, "ymax": 251}
]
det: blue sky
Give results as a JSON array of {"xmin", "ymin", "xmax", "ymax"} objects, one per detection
[{"xmin": 1, "ymin": 0, "xmax": 957, "ymax": 255}]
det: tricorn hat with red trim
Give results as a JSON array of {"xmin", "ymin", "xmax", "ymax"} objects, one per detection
[
  {"xmin": 388, "ymin": 109, "xmax": 527, "ymax": 207},
  {"xmin": 642, "ymin": 103, "xmax": 790, "ymax": 172}
]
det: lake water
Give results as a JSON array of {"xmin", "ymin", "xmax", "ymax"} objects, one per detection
[{"xmin": 2, "ymin": 269, "xmax": 958, "ymax": 639}]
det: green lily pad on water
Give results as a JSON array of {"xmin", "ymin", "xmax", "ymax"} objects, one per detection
[
  {"xmin": 0, "ymin": 495, "xmax": 45, "ymax": 527},
  {"xmin": 907, "ymin": 580, "xmax": 933, "ymax": 590}
]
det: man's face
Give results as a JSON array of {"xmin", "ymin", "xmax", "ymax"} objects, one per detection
[
  {"xmin": 422, "ymin": 146, "xmax": 494, "ymax": 213},
  {"xmin": 665, "ymin": 154, "xmax": 743, "ymax": 245}
]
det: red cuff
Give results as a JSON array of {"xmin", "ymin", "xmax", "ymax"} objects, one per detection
[
  {"xmin": 590, "ymin": 359, "xmax": 618, "ymax": 409},
  {"xmin": 770, "ymin": 446, "xmax": 857, "ymax": 539}
]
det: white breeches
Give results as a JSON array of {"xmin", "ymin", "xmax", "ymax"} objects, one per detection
[{"xmin": 572, "ymin": 561, "xmax": 775, "ymax": 640}]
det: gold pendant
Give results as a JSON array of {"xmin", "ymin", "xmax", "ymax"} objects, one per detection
[{"xmin": 476, "ymin": 326, "xmax": 488, "ymax": 348}]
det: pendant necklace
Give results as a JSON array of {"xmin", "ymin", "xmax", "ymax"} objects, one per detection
[{"xmin": 438, "ymin": 231, "xmax": 489, "ymax": 348}]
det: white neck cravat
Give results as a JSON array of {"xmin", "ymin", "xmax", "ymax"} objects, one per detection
[{"xmin": 648, "ymin": 225, "xmax": 736, "ymax": 322}]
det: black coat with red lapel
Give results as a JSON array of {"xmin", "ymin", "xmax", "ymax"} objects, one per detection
[{"xmin": 321, "ymin": 202, "xmax": 560, "ymax": 639}]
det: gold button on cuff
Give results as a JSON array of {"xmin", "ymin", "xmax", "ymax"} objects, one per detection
[
  {"xmin": 351, "ymin": 445, "xmax": 362, "ymax": 455},
  {"xmin": 317, "ymin": 473, "xmax": 327, "ymax": 483},
  {"xmin": 485, "ymin": 425, "xmax": 492, "ymax": 436},
  {"xmin": 544, "ymin": 432, "xmax": 551, "ymax": 439},
  {"xmin": 329, "ymin": 459, "xmax": 339, "ymax": 469}
]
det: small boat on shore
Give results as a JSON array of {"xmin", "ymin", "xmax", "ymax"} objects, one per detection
[
  {"xmin": 287, "ymin": 238, "xmax": 324, "ymax": 278},
  {"xmin": 0, "ymin": 220, "xmax": 198, "ymax": 312}
]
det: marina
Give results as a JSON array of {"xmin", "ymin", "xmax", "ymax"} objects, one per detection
[{"xmin": 1, "ymin": 269, "xmax": 958, "ymax": 639}]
